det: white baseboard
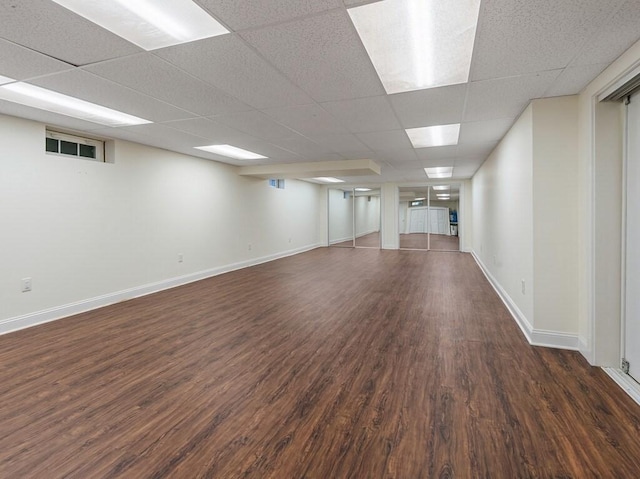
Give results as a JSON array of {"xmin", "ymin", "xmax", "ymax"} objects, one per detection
[
  {"xmin": 471, "ymin": 251, "xmax": 579, "ymax": 351},
  {"xmin": 603, "ymin": 367, "xmax": 640, "ymax": 406},
  {"xmin": 0, "ymin": 243, "xmax": 322, "ymax": 336}
]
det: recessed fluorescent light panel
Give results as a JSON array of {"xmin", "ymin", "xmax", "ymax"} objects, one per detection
[
  {"xmin": 0, "ymin": 82, "xmax": 150, "ymax": 126},
  {"xmin": 414, "ymin": 197, "xmax": 426, "ymax": 201},
  {"xmin": 312, "ymin": 177, "xmax": 345, "ymax": 184},
  {"xmin": 432, "ymin": 185, "xmax": 450, "ymax": 191},
  {"xmin": 406, "ymin": 124, "xmax": 460, "ymax": 148},
  {"xmin": 355, "ymin": 187, "xmax": 372, "ymax": 192},
  {"xmin": 195, "ymin": 144, "xmax": 267, "ymax": 160},
  {"xmin": 348, "ymin": 0, "xmax": 481, "ymax": 94},
  {"xmin": 424, "ymin": 167, "xmax": 453, "ymax": 179},
  {"xmin": 51, "ymin": 0, "xmax": 228, "ymax": 51}
]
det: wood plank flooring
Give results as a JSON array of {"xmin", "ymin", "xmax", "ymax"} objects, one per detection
[
  {"xmin": 1, "ymin": 248, "xmax": 639, "ymax": 478},
  {"xmin": 399, "ymin": 233, "xmax": 460, "ymax": 251}
]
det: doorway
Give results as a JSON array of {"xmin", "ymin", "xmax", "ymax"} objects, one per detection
[
  {"xmin": 398, "ymin": 184, "xmax": 460, "ymax": 251},
  {"xmin": 624, "ymin": 91, "xmax": 640, "ymax": 383}
]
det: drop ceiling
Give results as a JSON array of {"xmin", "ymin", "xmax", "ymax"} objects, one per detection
[{"xmin": 0, "ymin": 0, "xmax": 639, "ymax": 184}]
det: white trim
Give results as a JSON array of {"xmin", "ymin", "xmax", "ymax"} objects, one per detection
[
  {"xmin": 597, "ymin": 58, "xmax": 640, "ymax": 101},
  {"xmin": 472, "ymin": 251, "xmax": 580, "ymax": 351},
  {"xmin": 603, "ymin": 367, "xmax": 640, "ymax": 406},
  {"xmin": 0, "ymin": 243, "xmax": 322, "ymax": 336}
]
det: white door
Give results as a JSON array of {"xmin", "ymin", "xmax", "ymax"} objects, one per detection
[{"xmin": 625, "ymin": 91, "xmax": 640, "ymax": 381}]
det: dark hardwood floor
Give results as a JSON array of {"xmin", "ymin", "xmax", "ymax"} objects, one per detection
[
  {"xmin": 331, "ymin": 231, "xmax": 380, "ymax": 248},
  {"xmin": 1, "ymin": 248, "xmax": 639, "ymax": 478},
  {"xmin": 399, "ymin": 233, "xmax": 460, "ymax": 251}
]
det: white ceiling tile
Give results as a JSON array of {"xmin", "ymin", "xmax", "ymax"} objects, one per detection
[
  {"xmin": 389, "ymin": 84, "xmax": 467, "ymax": 129},
  {"xmin": 418, "ymin": 155, "xmax": 456, "ymax": 167},
  {"xmin": 162, "ymin": 118, "xmax": 258, "ymax": 144},
  {"xmin": 459, "ymin": 118, "xmax": 514, "ymax": 144},
  {"xmin": 274, "ymin": 135, "xmax": 335, "ymax": 157},
  {"xmin": 111, "ymin": 123, "xmax": 209, "ymax": 146},
  {"xmin": 464, "ymin": 70, "xmax": 561, "ymax": 122},
  {"xmin": 30, "ymin": 70, "xmax": 195, "ymax": 123},
  {"xmin": 263, "ymin": 103, "xmax": 349, "ymax": 140},
  {"xmin": 312, "ymin": 133, "xmax": 369, "ymax": 153},
  {"xmin": 0, "ymin": 0, "xmax": 141, "ymax": 65},
  {"xmin": 415, "ymin": 146, "xmax": 456, "ymax": 162},
  {"xmin": 340, "ymin": 150, "xmax": 378, "ymax": 160},
  {"xmin": 384, "ymin": 159, "xmax": 422, "ymax": 170},
  {"xmin": 196, "ymin": 0, "xmax": 341, "ymax": 31},
  {"xmin": 0, "ymin": 38, "xmax": 72, "ymax": 80},
  {"xmin": 470, "ymin": 0, "xmax": 624, "ymax": 81},
  {"xmin": 84, "ymin": 54, "xmax": 251, "ymax": 117},
  {"xmin": 355, "ymin": 130, "xmax": 412, "ymax": 150},
  {"xmin": 241, "ymin": 9, "xmax": 384, "ymax": 102},
  {"xmin": 457, "ymin": 142, "xmax": 498, "ymax": 159},
  {"xmin": 320, "ymin": 96, "xmax": 401, "ymax": 133},
  {"xmin": 371, "ymin": 149, "xmax": 419, "ymax": 163},
  {"xmin": 155, "ymin": 35, "xmax": 313, "ymax": 109},
  {"xmin": 296, "ymin": 152, "xmax": 345, "ymax": 162},
  {"xmin": 570, "ymin": 0, "xmax": 640, "ymax": 67},
  {"xmin": 212, "ymin": 110, "xmax": 298, "ymax": 140},
  {"xmin": 544, "ymin": 64, "xmax": 610, "ymax": 97}
]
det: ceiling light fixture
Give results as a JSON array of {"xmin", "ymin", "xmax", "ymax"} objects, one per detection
[
  {"xmin": 0, "ymin": 81, "xmax": 151, "ymax": 126},
  {"xmin": 0, "ymin": 75, "xmax": 14, "ymax": 85},
  {"xmin": 312, "ymin": 177, "xmax": 345, "ymax": 183},
  {"xmin": 51, "ymin": 0, "xmax": 229, "ymax": 51},
  {"xmin": 406, "ymin": 124, "xmax": 460, "ymax": 148},
  {"xmin": 355, "ymin": 187, "xmax": 372, "ymax": 192},
  {"xmin": 348, "ymin": 0, "xmax": 481, "ymax": 94},
  {"xmin": 432, "ymin": 185, "xmax": 450, "ymax": 191},
  {"xmin": 424, "ymin": 167, "xmax": 453, "ymax": 179},
  {"xmin": 195, "ymin": 144, "xmax": 267, "ymax": 160},
  {"xmin": 414, "ymin": 197, "xmax": 426, "ymax": 201}
]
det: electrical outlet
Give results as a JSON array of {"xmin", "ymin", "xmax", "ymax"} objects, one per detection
[
  {"xmin": 521, "ymin": 279, "xmax": 526, "ymax": 294},
  {"xmin": 22, "ymin": 277, "xmax": 32, "ymax": 293},
  {"xmin": 178, "ymin": 253, "xmax": 183, "ymax": 263}
]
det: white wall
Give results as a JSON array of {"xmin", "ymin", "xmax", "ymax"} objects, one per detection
[
  {"xmin": 461, "ymin": 179, "xmax": 473, "ymax": 252},
  {"xmin": 354, "ymin": 194, "xmax": 380, "ymax": 236},
  {"xmin": 472, "ymin": 104, "xmax": 535, "ymax": 326},
  {"xmin": 0, "ymin": 114, "xmax": 323, "ymax": 332},
  {"xmin": 328, "ymin": 188, "xmax": 353, "ymax": 243},
  {"xmin": 471, "ymin": 97, "xmax": 582, "ymax": 347}
]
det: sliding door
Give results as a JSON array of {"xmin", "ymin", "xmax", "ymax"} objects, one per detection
[{"xmin": 624, "ymin": 92, "xmax": 640, "ymax": 381}]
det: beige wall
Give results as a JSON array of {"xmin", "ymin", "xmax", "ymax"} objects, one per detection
[{"xmin": 532, "ymin": 96, "xmax": 580, "ymax": 334}]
